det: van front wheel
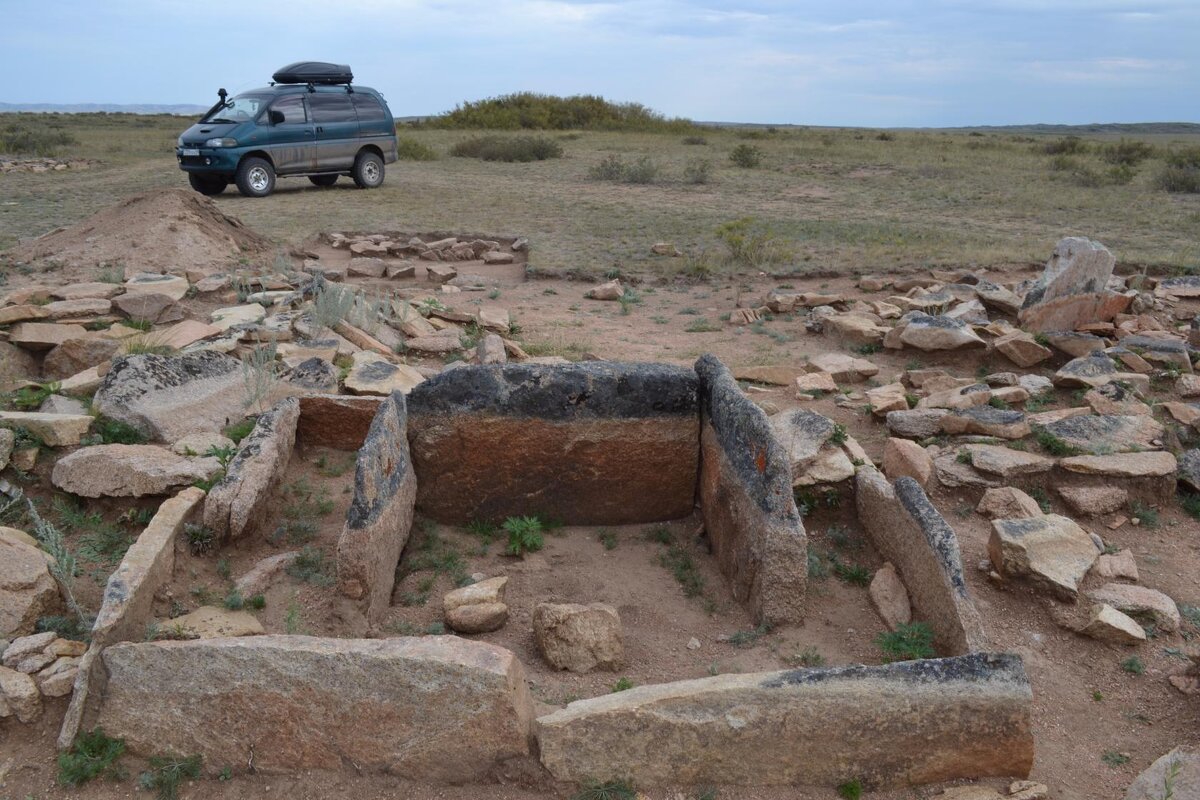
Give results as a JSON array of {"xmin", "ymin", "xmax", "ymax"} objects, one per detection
[
  {"xmin": 188, "ymin": 173, "xmax": 228, "ymax": 196},
  {"xmin": 236, "ymin": 157, "xmax": 276, "ymax": 198},
  {"xmin": 352, "ymin": 151, "xmax": 384, "ymax": 189}
]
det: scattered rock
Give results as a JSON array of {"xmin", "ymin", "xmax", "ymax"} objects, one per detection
[
  {"xmin": 941, "ymin": 406, "xmax": 1030, "ymax": 439},
  {"xmin": 1178, "ymin": 449, "xmax": 1200, "ymax": 493},
  {"xmin": 989, "ymin": 515, "xmax": 1099, "ymax": 600},
  {"xmin": 8, "ymin": 322, "xmax": 89, "ymax": 351},
  {"xmin": 0, "ymin": 411, "xmax": 93, "ymax": 447},
  {"xmin": 444, "ymin": 577, "xmax": 509, "ymax": 634},
  {"xmin": 0, "ymin": 535, "xmax": 57, "ymax": 639},
  {"xmin": 1084, "ymin": 382, "xmax": 1151, "ymax": 416},
  {"xmin": 1080, "ymin": 604, "xmax": 1146, "ymax": 644},
  {"xmin": 166, "ymin": 606, "xmax": 264, "ymax": 638},
  {"xmin": 344, "ymin": 352, "xmax": 425, "ymax": 395},
  {"xmin": 52, "ymin": 444, "xmax": 219, "ymax": 498},
  {"xmin": 0, "ymin": 666, "xmax": 40, "ymax": 722},
  {"xmin": 533, "ymin": 602, "xmax": 623, "ymax": 673},
  {"xmin": 123, "ymin": 273, "xmax": 189, "ymax": 301},
  {"xmin": 882, "ymin": 438, "xmax": 932, "ymax": 486},
  {"xmin": 585, "ymin": 280, "xmax": 623, "ymax": 300},
  {"xmin": 976, "ymin": 487, "xmax": 1043, "ymax": 520},
  {"xmin": 868, "ymin": 563, "xmax": 911, "ymax": 629},
  {"xmin": 964, "ymin": 444, "xmax": 1054, "ymax": 480},
  {"xmin": 794, "ymin": 372, "xmax": 837, "ymax": 394},
  {"xmin": 1057, "ymin": 486, "xmax": 1128, "ymax": 516},
  {"xmin": 806, "ymin": 352, "xmax": 879, "ymax": 382},
  {"xmin": 1123, "ymin": 747, "xmax": 1199, "ymax": 800},
  {"xmin": 1037, "ymin": 414, "xmax": 1163, "ymax": 455},
  {"xmin": 1093, "ymin": 549, "xmax": 1139, "ymax": 582},
  {"xmin": 1087, "ymin": 583, "xmax": 1180, "ymax": 632},
  {"xmin": 898, "ymin": 313, "xmax": 985, "ymax": 351},
  {"xmin": 993, "ymin": 332, "xmax": 1052, "ymax": 367},
  {"xmin": 1059, "ymin": 450, "xmax": 1176, "ymax": 478},
  {"xmin": 234, "ymin": 552, "xmax": 300, "ymax": 598},
  {"xmin": 210, "ymin": 304, "xmax": 266, "ymax": 331},
  {"xmin": 886, "ymin": 408, "xmax": 948, "ymax": 439},
  {"xmin": 1019, "ymin": 238, "xmax": 1129, "ymax": 332}
]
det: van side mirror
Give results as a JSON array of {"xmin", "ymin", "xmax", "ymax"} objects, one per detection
[{"xmin": 268, "ymin": 110, "xmax": 285, "ymax": 125}]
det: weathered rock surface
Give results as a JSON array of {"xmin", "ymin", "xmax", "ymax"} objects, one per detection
[
  {"xmin": 204, "ymin": 399, "xmax": 299, "ymax": 541},
  {"xmin": 337, "ymin": 393, "xmax": 416, "ymax": 621},
  {"xmin": 0, "ymin": 411, "xmax": 93, "ymax": 447},
  {"xmin": 856, "ymin": 468, "xmax": 987, "ymax": 654},
  {"xmin": 94, "ymin": 635, "xmax": 534, "ymax": 779},
  {"xmin": 1081, "ymin": 604, "xmax": 1145, "ymax": 644},
  {"xmin": 989, "ymin": 515, "xmax": 1098, "ymax": 600},
  {"xmin": 869, "ymin": 563, "xmax": 912, "ymax": 629},
  {"xmin": 0, "ymin": 342, "xmax": 39, "ymax": 391},
  {"xmin": 976, "ymin": 487, "xmax": 1043, "ymax": 520},
  {"xmin": 994, "ymin": 332, "xmax": 1052, "ymax": 367},
  {"xmin": 1124, "ymin": 747, "xmax": 1200, "ymax": 800},
  {"xmin": 899, "ymin": 313, "xmax": 985, "ymax": 351},
  {"xmin": 166, "ymin": 606, "xmax": 265, "ymax": 638},
  {"xmin": 51, "ymin": 444, "xmax": 219, "ymax": 497},
  {"xmin": 8, "ymin": 322, "xmax": 88, "ymax": 351},
  {"xmin": 1036, "ymin": 414, "xmax": 1163, "ymax": 455},
  {"xmin": 409, "ymin": 362, "xmax": 699, "ymax": 526},
  {"xmin": 535, "ymin": 653, "xmax": 1033, "ymax": 787},
  {"xmin": 93, "ymin": 352, "xmax": 245, "ymax": 442},
  {"xmin": 883, "ymin": 438, "xmax": 932, "ymax": 486},
  {"xmin": 1057, "ymin": 485, "xmax": 1128, "ymax": 516},
  {"xmin": 1058, "ymin": 451, "xmax": 1176, "ymax": 478},
  {"xmin": 344, "ymin": 351, "xmax": 425, "ymax": 395},
  {"xmin": 585, "ymin": 279, "xmax": 622, "ymax": 300},
  {"xmin": 1019, "ymin": 238, "xmax": 1127, "ymax": 332},
  {"xmin": 0, "ymin": 533, "xmax": 58, "ymax": 640},
  {"xmin": 696, "ymin": 356, "xmax": 807, "ymax": 625},
  {"xmin": 1087, "ymin": 583, "xmax": 1180, "ymax": 632},
  {"xmin": 964, "ymin": 445, "xmax": 1054, "ymax": 479},
  {"xmin": 0, "ymin": 666, "xmax": 41, "ymax": 722},
  {"xmin": 1179, "ymin": 449, "xmax": 1200, "ymax": 493},
  {"xmin": 534, "ymin": 602, "xmax": 623, "ymax": 673},
  {"xmin": 42, "ymin": 337, "xmax": 121, "ymax": 381},
  {"xmin": 887, "ymin": 408, "xmax": 949, "ymax": 439},
  {"xmin": 124, "ymin": 272, "xmax": 188, "ymax": 301},
  {"xmin": 1053, "ymin": 354, "xmax": 1147, "ymax": 392},
  {"xmin": 941, "ymin": 406, "xmax": 1030, "ymax": 439},
  {"xmin": 806, "ymin": 352, "xmax": 879, "ymax": 382}
]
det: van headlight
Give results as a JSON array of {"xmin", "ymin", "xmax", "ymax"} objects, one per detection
[{"xmin": 204, "ymin": 138, "xmax": 238, "ymax": 148}]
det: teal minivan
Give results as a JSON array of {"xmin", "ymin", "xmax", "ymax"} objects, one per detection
[{"xmin": 176, "ymin": 62, "xmax": 399, "ymax": 198}]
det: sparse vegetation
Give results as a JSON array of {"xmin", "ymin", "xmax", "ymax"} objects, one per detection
[
  {"xmin": 450, "ymin": 135, "xmax": 563, "ymax": 162},
  {"xmin": 57, "ymin": 728, "xmax": 126, "ymax": 787},
  {"xmin": 285, "ymin": 546, "xmax": 335, "ymax": 586},
  {"xmin": 571, "ymin": 777, "xmax": 638, "ymax": 800},
  {"xmin": 659, "ymin": 543, "xmax": 706, "ymax": 598},
  {"xmin": 1121, "ymin": 656, "xmax": 1146, "ymax": 675},
  {"xmin": 503, "ymin": 515, "xmax": 546, "ymax": 556},
  {"xmin": 875, "ymin": 622, "xmax": 936, "ymax": 662},
  {"xmin": 185, "ymin": 523, "xmax": 215, "ymax": 555},
  {"xmin": 138, "ymin": 753, "xmax": 201, "ymax": 800},
  {"xmin": 729, "ymin": 143, "xmax": 763, "ymax": 168},
  {"xmin": 1, "ymin": 119, "xmax": 78, "ymax": 155},
  {"xmin": 395, "ymin": 136, "xmax": 438, "ymax": 161},
  {"xmin": 837, "ymin": 779, "xmax": 864, "ymax": 800},
  {"xmin": 611, "ymin": 677, "xmax": 634, "ymax": 693}
]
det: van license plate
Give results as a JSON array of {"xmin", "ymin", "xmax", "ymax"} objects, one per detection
[{"xmin": 182, "ymin": 148, "xmax": 199, "ymax": 156}]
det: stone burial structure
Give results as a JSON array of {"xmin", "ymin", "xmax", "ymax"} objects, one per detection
[{"xmin": 62, "ymin": 356, "xmax": 1035, "ymax": 791}]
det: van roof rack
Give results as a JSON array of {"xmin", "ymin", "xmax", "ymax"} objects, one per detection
[{"xmin": 271, "ymin": 62, "xmax": 353, "ymax": 86}]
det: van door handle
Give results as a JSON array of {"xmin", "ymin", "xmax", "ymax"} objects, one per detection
[{"xmin": 316, "ymin": 126, "xmax": 324, "ymax": 133}]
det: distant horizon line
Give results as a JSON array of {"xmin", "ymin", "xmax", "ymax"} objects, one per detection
[{"xmin": 1, "ymin": 102, "xmax": 1198, "ymax": 131}]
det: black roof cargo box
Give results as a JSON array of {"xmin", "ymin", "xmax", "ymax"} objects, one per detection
[{"xmin": 272, "ymin": 62, "xmax": 353, "ymax": 85}]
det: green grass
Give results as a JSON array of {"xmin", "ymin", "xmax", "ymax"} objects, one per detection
[
  {"xmin": 833, "ymin": 562, "xmax": 872, "ymax": 586},
  {"xmin": 92, "ymin": 415, "xmax": 146, "ymax": 445},
  {"xmin": 837, "ymin": 779, "xmax": 864, "ymax": 800},
  {"xmin": 1102, "ymin": 750, "xmax": 1131, "ymax": 767},
  {"xmin": 58, "ymin": 728, "xmax": 126, "ymax": 787},
  {"xmin": 875, "ymin": 622, "xmax": 936, "ymax": 662},
  {"xmin": 571, "ymin": 778, "xmax": 638, "ymax": 800},
  {"xmin": 1121, "ymin": 656, "xmax": 1146, "ymax": 675},
  {"xmin": 223, "ymin": 416, "xmax": 257, "ymax": 444},
  {"xmin": 450, "ymin": 135, "xmax": 563, "ymax": 162},
  {"xmin": 1033, "ymin": 427, "xmax": 1082, "ymax": 457},
  {"xmin": 611, "ymin": 677, "xmax": 634, "ymax": 693},
  {"xmin": 285, "ymin": 546, "xmax": 335, "ymax": 586},
  {"xmin": 4, "ymin": 113, "xmax": 1198, "ymax": 271},
  {"xmin": 658, "ymin": 543, "xmax": 706, "ymax": 598}
]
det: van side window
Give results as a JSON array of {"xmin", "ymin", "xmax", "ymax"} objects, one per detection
[
  {"xmin": 352, "ymin": 94, "xmax": 386, "ymax": 121},
  {"xmin": 270, "ymin": 95, "xmax": 307, "ymax": 124},
  {"xmin": 310, "ymin": 93, "xmax": 355, "ymax": 123}
]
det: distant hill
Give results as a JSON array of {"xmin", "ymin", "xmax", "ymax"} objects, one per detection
[
  {"xmin": 0, "ymin": 102, "xmax": 206, "ymax": 115},
  {"xmin": 927, "ymin": 122, "xmax": 1200, "ymax": 135}
]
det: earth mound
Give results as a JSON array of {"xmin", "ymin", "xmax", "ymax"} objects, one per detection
[{"xmin": 7, "ymin": 188, "xmax": 274, "ymax": 273}]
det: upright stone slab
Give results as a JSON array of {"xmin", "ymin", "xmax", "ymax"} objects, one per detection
[
  {"xmin": 336, "ymin": 392, "xmax": 416, "ymax": 621},
  {"xmin": 856, "ymin": 468, "xmax": 988, "ymax": 655},
  {"xmin": 695, "ymin": 355, "xmax": 807, "ymax": 625},
  {"xmin": 407, "ymin": 362, "xmax": 699, "ymax": 525},
  {"xmin": 536, "ymin": 653, "xmax": 1033, "ymax": 788},
  {"xmin": 296, "ymin": 394, "xmax": 382, "ymax": 449},
  {"xmin": 203, "ymin": 399, "xmax": 300, "ymax": 541},
  {"xmin": 1019, "ymin": 238, "xmax": 1129, "ymax": 332},
  {"xmin": 94, "ymin": 635, "xmax": 534, "ymax": 779},
  {"xmin": 59, "ymin": 487, "xmax": 204, "ymax": 749},
  {"xmin": 93, "ymin": 352, "xmax": 245, "ymax": 442}
]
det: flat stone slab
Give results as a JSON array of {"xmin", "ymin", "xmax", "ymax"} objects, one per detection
[
  {"xmin": 0, "ymin": 411, "xmax": 93, "ymax": 447},
  {"xmin": 536, "ymin": 653, "xmax": 1033, "ymax": 788},
  {"xmin": 964, "ymin": 444, "xmax": 1054, "ymax": 479},
  {"xmin": 93, "ymin": 352, "xmax": 245, "ymax": 442},
  {"xmin": 52, "ymin": 444, "xmax": 219, "ymax": 498},
  {"xmin": 344, "ymin": 352, "xmax": 425, "ymax": 396},
  {"xmin": 1058, "ymin": 451, "xmax": 1176, "ymax": 477},
  {"xmin": 124, "ymin": 273, "xmax": 189, "ymax": 301},
  {"xmin": 898, "ymin": 313, "xmax": 985, "ymax": 351},
  {"xmin": 94, "ymin": 635, "xmax": 534, "ymax": 780},
  {"xmin": 1036, "ymin": 414, "xmax": 1163, "ymax": 455}
]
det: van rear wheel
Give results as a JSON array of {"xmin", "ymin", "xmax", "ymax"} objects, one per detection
[
  {"xmin": 308, "ymin": 175, "xmax": 339, "ymax": 187},
  {"xmin": 188, "ymin": 173, "xmax": 228, "ymax": 196},
  {"xmin": 235, "ymin": 157, "xmax": 276, "ymax": 198},
  {"xmin": 352, "ymin": 151, "xmax": 384, "ymax": 189}
]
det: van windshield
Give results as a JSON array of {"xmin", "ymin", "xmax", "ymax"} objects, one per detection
[{"xmin": 201, "ymin": 94, "xmax": 268, "ymax": 124}]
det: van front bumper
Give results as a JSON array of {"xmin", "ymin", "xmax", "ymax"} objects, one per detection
[{"xmin": 176, "ymin": 148, "xmax": 240, "ymax": 173}]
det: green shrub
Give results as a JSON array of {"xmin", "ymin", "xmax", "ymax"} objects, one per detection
[
  {"xmin": 682, "ymin": 135, "xmax": 708, "ymax": 145},
  {"xmin": 138, "ymin": 754, "xmax": 201, "ymax": 800},
  {"xmin": 394, "ymin": 136, "xmax": 437, "ymax": 161},
  {"xmin": 1158, "ymin": 165, "xmax": 1200, "ymax": 194},
  {"xmin": 58, "ymin": 728, "xmax": 126, "ymax": 787},
  {"xmin": 875, "ymin": 621, "xmax": 936, "ymax": 661},
  {"xmin": 427, "ymin": 91, "xmax": 696, "ymax": 133},
  {"xmin": 588, "ymin": 154, "xmax": 625, "ymax": 180},
  {"xmin": 622, "ymin": 156, "xmax": 659, "ymax": 184},
  {"xmin": 8, "ymin": 381, "xmax": 59, "ymax": 410},
  {"xmin": 837, "ymin": 779, "xmax": 864, "ymax": 800},
  {"xmin": 1042, "ymin": 135, "xmax": 1088, "ymax": 155},
  {"xmin": 729, "ymin": 143, "xmax": 763, "ymax": 167},
  {"xmin": 571, "ymin": 778, "xmax": 638, "ymax": 800},
  {"xmin": 285, "ymin": 546, "xmax": 335, "ymax": 586},
  {"xmin": 0, "ymin": 121, "xmax": 78, "ymax": 156},
  {"xmin": 714, "ymin": 216, "xmax": 791, "ymax": 267},
  {"xmin": 683, "ymin": 158, "xmax": 713, "ymax": 185},
  {"xmin": 223, "ymin": 417, "xmax": 257, "ymax": 444},
  {"xmin": 93, "ymin": 416, "xmax": 146, "ymax": 444},
  {"xmin": 449, "ymin": 135, "xmax": 562, "ymax": 162},
  {"xmin": 659, "ymin": 543, "xmax": 705, "ymax": 597},
  {"xmin": 503, "ymin": 515, "xmax": 545, "ymax": 556},
  {"xmin": 1102, "ymin": 138, "xmax": 1155, "ymax": 165}
]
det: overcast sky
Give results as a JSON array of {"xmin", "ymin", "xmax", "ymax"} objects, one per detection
[{"xmin": 1, "ymin": 0, "xmax": 1196, "ymax": 126}]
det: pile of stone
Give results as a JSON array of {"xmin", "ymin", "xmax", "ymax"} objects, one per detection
[
  {"xmin": 0, "ymin": 157, "xmax": 93, "ymax": 173},
  {"xmin": 328, "ymin": 231, "xmax": 521, "ymax": 264},
  {"xmin": 1, "ymin": 631, "xmax": 85, "ymax": 721}
]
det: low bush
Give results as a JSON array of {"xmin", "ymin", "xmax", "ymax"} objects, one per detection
[
  {"xmin": 0, "ymin": 120, "xmax": 78, "ymax": 156},
  {"xmin": 683, "ymin": 158, "xmax": 713, "ymax": 185},
  {"xmin": 426, "ymin": 91, "xmax": 697, "ymax": 133},
  {"xmin": 1041, "ymin": 135, "xmax": 1088, "ymax": 155},
  {"xmin": 622, "ymin": 156, "xmax": 659, "ymax": 184},
  {"xmin": 1101, "ymin": 138, "xmax": 1155, "ymax": 166},
  {"xmin": 58, "ymin": 728, "xmax": 126, "ymax": 787},
  {"xmin": 449, "ymin": 135, "xmax": 562, "ymax": 162},
  {"xmin": 875, "ymin": 621, "xmax": 936, "ymax": 661},
  {"xmin": 394, "ymin": 136, "xmax": 438, "ymax": 161},
  {"xmin": 1157, "ymin": 165, "xmax": 1200, "ymax": 194},
  {"xmin": 729, "ymin": 143, "xmax": 763, "ymax": 167}
]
